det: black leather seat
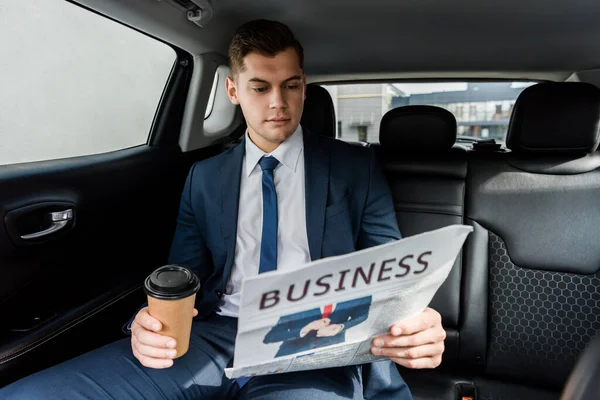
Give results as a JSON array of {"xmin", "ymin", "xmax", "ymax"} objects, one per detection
[
  {"xmin": 373, "ymin": 106, "xmax": 468, "ymax": 391},
  {"xmin": 377, "ymin": 88, "xmax": 600, "ymax": 399},
  {"xmin": 300, "ymin": 84, "xmax": 336, "ymax": 138},
  {"xmin": 462, "ymin": 82, "xmax": 600, "ymax": 399}
]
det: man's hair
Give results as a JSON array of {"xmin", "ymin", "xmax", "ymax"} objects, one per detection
[{"xmin": 228, "ymin": 19, "xmax": 304, "ymax": 77}]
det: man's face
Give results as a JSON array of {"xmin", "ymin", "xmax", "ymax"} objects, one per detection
[{"xmin": 226, "ymin": 47, "xmax": 306, "ymax": 152}]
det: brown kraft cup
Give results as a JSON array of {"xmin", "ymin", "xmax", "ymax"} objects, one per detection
[{"xmin": 144, "ymin": 265, "xmax": 201, "ymax": 359}]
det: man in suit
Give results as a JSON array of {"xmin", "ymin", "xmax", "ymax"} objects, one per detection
[
  {"xmin": 264, "ymin": 296, "xmax": 372, "ymax": 357},
  {"xmin": 0, "ymin": 19, "xmax": 446, "ymax": 400}
]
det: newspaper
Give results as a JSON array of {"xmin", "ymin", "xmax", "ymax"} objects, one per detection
[{"xmin": 224, "ymin": 224, "xmax": 473, "ymax": 379}]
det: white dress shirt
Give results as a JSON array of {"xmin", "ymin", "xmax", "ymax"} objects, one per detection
[{"xmin": 218, "ymin": 124, "xmax": 312, "ymax": 318}]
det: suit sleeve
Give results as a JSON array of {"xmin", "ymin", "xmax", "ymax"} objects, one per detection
[
  {"xmin": 357, "ymin": 148, "xmax": 401, "ymax": 250},
  {"xmin": 167, "ymin": 163, "xmax": 214, "ymax": 285},
  {"xmin": 337, "ymin": 296, "xmax": 372, "ymax": 331},
  {"xmin": 263, "ymin": 318, "xmax": 303, "ymax": 343},
  {"xmin": 263, "ymin": 321, "xmax": 295, "ymax": 344}
]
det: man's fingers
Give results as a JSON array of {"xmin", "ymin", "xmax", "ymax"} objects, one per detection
[
  {"xmin": 388, "ymin": 355, "xmax": 443, "ymax": 369},
  {"xmin": 136, "ymin": 307, "xmax": 162, "ymax": 332},
  {"xmin": 317, "ymin": 324, "xmax": 342, "ymax": 337},
  {"xmin": 371, "ymin": 342, "xmax": 444, "ymax": 360},
  {"xmin": 132, "ymin": 349, "xmax": 174, "ymax": 369},
  {"xmin": 391, "ymin": 307, "xmax": 441, "ymax": 336},
  {"xmin": 130, "ymin": 307, "xmax": 181, "ymax": 369},
  {"xmin": 373, "ymin": 326, "xmax": 446, "ymax": 348},
  {"xmin": 316, "ymin": 326, "xmax": 332, "ymax": 337},
  {"xmin": 304, "ymin": 318, "xmax": 329, "ymax": 332},
  {"xmin": 132, "ymin": 322, "xmax": 177, "ymax": 349},
  {"xmin": 134, "ymin": 341, "xmax": 178, "ymax": 360}
]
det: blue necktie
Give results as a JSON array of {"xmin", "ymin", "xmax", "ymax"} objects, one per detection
[
  {"xmin": 258, "ymin": 156, "xmax": 280, "ymax": 274},
  {"xmin": 235, "ymin": 156, "xmax": 279, "ymax": 388}
]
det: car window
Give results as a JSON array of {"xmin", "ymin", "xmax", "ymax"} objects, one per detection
[
  {"xmin": 0, "ymin": 0, "xmax": 177, "ymax": 166},
  {"xmin": 319, "ymin": 82, "xmax": 537, "ymax": 144}
]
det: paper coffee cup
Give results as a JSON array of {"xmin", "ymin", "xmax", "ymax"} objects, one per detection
[{"xmin": 144, "ymin": 265, "xmax": 201, "ymax": 358}]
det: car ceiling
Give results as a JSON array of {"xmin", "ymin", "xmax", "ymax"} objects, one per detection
[{"xmin": 74, "ymin": 0, "xmax": 600, "ymax": 81}]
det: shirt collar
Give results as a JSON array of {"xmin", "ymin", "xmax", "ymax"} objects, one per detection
[{"xmin": 245, "ymin": 124, "xmax": 304, "ymax": 177}]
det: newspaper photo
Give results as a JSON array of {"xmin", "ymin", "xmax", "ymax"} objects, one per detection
[{"xmin": 224, "ymin": 224, "xmax": 473, "ymax": 379}]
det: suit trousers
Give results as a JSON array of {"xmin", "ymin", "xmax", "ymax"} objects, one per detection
[{"xmin": 0, "ymin": 314, "xmax": 413, "ymax": 400}]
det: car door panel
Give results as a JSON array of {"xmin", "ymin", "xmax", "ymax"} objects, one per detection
[{"xmin": 0, "ymin": 143, "xmax": 222, "ymax": 386}]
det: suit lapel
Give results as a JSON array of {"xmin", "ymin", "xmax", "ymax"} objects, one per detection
[
  {"xmin": 303, "ymin": 129, "xmax": 330, "ymax": 261},
  {"xmin": 220, "ymin": 139, "xmax": 245, "ymax": 280}
]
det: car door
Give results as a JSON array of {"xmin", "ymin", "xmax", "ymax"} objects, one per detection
[{"xmin": 0, "ymin": 1, "xmax": 222, "ymax": 386}]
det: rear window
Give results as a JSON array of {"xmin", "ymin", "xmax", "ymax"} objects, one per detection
[{"xmin": 319, "ymin": 82, "xmax": 537, "ymax": 144}]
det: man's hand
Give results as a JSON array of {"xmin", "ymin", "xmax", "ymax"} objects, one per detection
[
  {"xmin": 316, "ymin": 323, "xmax": 344, "ymax": 337},
  {"xmin": 370, "ymin": 307, "xmax": 446, "ymax": 369},
  {"xmin": 131, "ymin": 306, "xmax": 198, "ymax": 369},
  {"xmin": 300, "ymin": 318, "xmax": 330, "ymax": 337}
]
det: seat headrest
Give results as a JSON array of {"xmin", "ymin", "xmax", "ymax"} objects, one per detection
[
  {"xmin": 506, "ymin": 82, "xmax": 600, "ymax": 154},
  {"xmin": 379, "ymin": 106, "xmax": 457, "ymax": 152},
  {"xmin": 300, "ymin": 84, "xmax": 336, "ymax": 138}
]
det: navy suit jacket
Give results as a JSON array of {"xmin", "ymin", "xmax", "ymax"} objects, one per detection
[
  {"xmin": 168, "ymin": 128, "xmax": 401, "ymax": 319},
  {"xmin": 263, "ymin": 296, "xmax": 372, "ymax": 357}
]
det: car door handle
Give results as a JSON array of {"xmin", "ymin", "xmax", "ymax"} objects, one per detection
[{"xmin": 21, "ymin": 209, "xmax": 74, "ymax": 240}]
